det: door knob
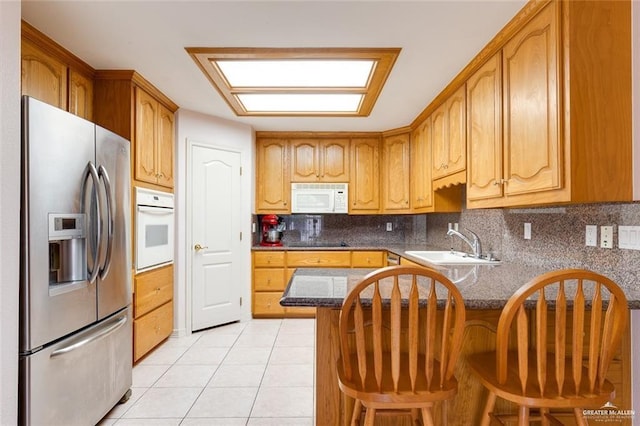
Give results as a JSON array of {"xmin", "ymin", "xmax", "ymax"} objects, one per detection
[{"xmin": 194, "ymin": 243, "xmax": 208, "ymax": 252}]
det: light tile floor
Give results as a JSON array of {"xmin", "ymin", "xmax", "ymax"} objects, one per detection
[{"xmin": 99, "ymin": 318, "xmax": 316, "ymax": 426}]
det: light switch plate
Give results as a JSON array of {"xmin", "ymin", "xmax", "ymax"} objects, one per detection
[
  {"xmin": 600, "ymin": 225, "xmax": 613, "ymax": 248},
  {"xmin": 585, "ymin": 225, "xmax": 597, "ymax": 246},
  {"xmin": 619, "ymin": 225, "xmax": 640, "ymax": 250},
  {"xmin": 524, "ymin": 223, "xmax": 531, "ymax": 240}
]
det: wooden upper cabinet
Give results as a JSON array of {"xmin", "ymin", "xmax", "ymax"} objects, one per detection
[
  {"xmin": 432, "ymin": 85, "xmax": 466, "ymax": 180},
  {"xmin": 157, "ymin": 103, "xmax": 175, "ymax": 188},
  {"xmin": 21, "ymin": 22, "xmax": 95, "ymax": 120},
  {"xmin": 135, "ymin": 88, "xmax": 159, "ymax": 185},
  {"xmin": 290, "ymin": 139, "xmax": 318, "ymax": 181},
  {"xmin": 134, "ymin": 87, "xmax": 174, "ymax": 189},
  {"xmin": 411, "ymin": 117, "xmax": 433, "ymax": 211},
  {"xmin": 467, "ymin": 52, "xmax": 503, "ymax": 204},
  {"xmin": 68, "ymin": 69, "xmax": 93, "ymax": 121},
  {"xmin": 290, "ymin": 138, "xmax": 349, "ymax": 182},
  {"xmin": 502, "ymin": 2, "xmax": 561, "ymax": 199},
  {"xmin": 381, "ymin": 132, "xmax": 411, "ymax": 212},
  {"xmin": 256, "ymin": 138, "xmax": 290, "ymax": 213},
  {"xmin": 464, "ymin": 0, "xmax": 631, "ymax": 208},
  {"xmin": 320, "ymin": 139, "xmax": 349, "ymax": 181},
  {"xmin": 349, "ymin": 137, "xmax": 380, "ymax": 214},
  {"xmin": 21, "ymin": 39, "xmax": 68, "ymax": 110}
]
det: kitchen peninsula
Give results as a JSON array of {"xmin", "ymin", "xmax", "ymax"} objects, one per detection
[{"xmin": 280, "ymin": 254, "xmax": 640, "ymax": 426}]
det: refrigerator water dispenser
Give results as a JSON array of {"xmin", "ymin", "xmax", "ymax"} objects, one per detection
[{"xmin": 48, "ymin": 213, "xmax": 87, "ymax": 284}]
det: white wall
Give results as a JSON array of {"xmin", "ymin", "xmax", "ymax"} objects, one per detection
[
  {"xmin": 174, "ymin": 109, "xmax": 254, "ymax": 336},
  {"xmin": 0, "ymin": 1, "xmax": 21, "ymax": 424}
]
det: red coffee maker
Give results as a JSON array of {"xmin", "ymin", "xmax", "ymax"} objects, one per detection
[{"xmin": 260, "ymin": 214, "xmax": 284, "ymax": 246}]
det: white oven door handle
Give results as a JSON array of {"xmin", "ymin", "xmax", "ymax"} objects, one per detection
[{"xmin": 137, "ymin": 206, "xmax": 174, "ymax": 215}]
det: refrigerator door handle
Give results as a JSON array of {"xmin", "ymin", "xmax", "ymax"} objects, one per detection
[
  {"xmin": 81, "ymin": 161, "xmax": 102, "ymax": 284},
  {"xmin": 50, "ymin": 314, "xmax": 127, "ymax": 358},
  {"xmin": 98, "ymin": 164, "xmax": 114, "ymax": 280}
]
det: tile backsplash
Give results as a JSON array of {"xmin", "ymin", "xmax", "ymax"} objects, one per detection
[
  {"xmin": 427, "ymin": 202, "xmax": 640, "ymax": 279},
  {"xmin": 254, "ymin": 214, "xmax": 427, "ymax": 247}
]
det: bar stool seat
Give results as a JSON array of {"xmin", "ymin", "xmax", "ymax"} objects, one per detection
[
  {"xmin": 468, "ymin": 269, "xmax": 628, "ymax": 426},
  {"xmin": 336, "ymin": 265, "xmax": 466, "ymax": 426}
]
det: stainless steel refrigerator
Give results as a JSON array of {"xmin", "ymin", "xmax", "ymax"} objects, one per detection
[{"xmin": 19, "ymin": 96, "xmax": 133, "ymax": 425}]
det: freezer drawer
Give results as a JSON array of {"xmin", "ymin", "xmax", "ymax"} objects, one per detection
[{"xmin": 19, "ymin": 308, "xmax": 132, "ymax": 426}]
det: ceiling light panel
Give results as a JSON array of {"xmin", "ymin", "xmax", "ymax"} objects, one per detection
[
  {"xmin": 217, "ymin": 60, "xmax": 375, "ymax": 88},
  {"xmin": 186, "ymin": 47, "xmax": 401, "ymax": 116},
  {"xmin": 237, "ymin": 93, "xmax": 364, "ymax": 113}
]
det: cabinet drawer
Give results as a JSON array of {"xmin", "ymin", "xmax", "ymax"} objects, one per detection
[
  {"xmin": 254, "ymin": 268, "xmax": 286, "ymax": 291},
  {"xmin": 253, "ymin": 251, "xmax": 285, "ymax": 267},
  {"xmin": 134, "ymin": 264, "xmax": 173, "ymax": 318},
  {"xmin": 133, "ymin": 300, "xmax": 173, "ymax": 361},
  {"xmin": 351, "ymin": 251, "xmax": 385, "ymax": 268},
  {"xmin": 253, "ymin": 292, "xmax": 287, "ymax": 317},
  {"xmin": 287, "ymin": 251, "xmax": 351, "ymax": 267}
]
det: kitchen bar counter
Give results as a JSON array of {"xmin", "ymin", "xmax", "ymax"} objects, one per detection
[
  {"xmin": 279, "ymin": 257, "xmax": 640, "ymax": 310},
  {"xmin": 281, "ymin": 260, "xmax": 637, "ymax": 426}
]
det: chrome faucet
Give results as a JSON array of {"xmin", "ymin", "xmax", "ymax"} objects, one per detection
[{"xmin": 446, "ymin": 228, "xmax": 482, "ymax": 258}]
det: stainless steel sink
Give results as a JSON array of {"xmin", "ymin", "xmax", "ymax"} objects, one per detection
[{"xmin": 404, "ymin": 250, "xmax": 501, "ymax": 265}]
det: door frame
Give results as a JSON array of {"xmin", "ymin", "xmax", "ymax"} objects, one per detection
[{"xmin": 184, "ymin": 138, "xmax": 252, "ymax": 335}]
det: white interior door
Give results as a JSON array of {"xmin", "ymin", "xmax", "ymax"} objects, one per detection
[{"xmin": 190, "ymin": 144, "xmax": 242, "ymax": 331}]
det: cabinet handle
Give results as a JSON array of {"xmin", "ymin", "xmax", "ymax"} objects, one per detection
[
  {"xmin": 284, "ymin": 201, "xmax": 287, "ymax": 206},
  {"xmin": 155, "ymin": 287, "xmax": 161, "ymax": 293}
]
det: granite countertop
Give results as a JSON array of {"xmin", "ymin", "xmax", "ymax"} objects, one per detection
[{"xmin": 279, "ymin": 249, "xmax": 640, "ymax": 310}]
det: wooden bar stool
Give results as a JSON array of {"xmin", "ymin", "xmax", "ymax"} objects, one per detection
[
  {"xmin": 468, "ymin": 269, "xmax": 629, "ymax": 425},
  {"xmin": 337, "ymin": 265, "xmax": 466, "ymax": 426}
]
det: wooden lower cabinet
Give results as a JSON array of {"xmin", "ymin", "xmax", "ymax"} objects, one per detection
[
  {"xmin": 133, "ymin": 264, "xmax": 174, "ymax": 362},
  {"xmin": 351, "ymin": 251, "xmax": 385, "ymax": 268},
  {"xmin": 252, "ymin": 250, "xmax": 387, "ymax": 318},
  {"xmin": 133, "ymin": 301, "xmax": 173, "ymax": 362}
]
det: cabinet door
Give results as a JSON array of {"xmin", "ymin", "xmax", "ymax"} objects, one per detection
[
  {"xmin": 156, "ymin": 103, "xmax": 175, "ymax": 188},
  {"xmin": 21, "ymin": 39, "xmax": 67, "ymax": 110},
  {"xmin": 320, "ymin": 138, "xmax": 349, "ymax": 181},
  {"xmin": 431, "ymin": 104, "xmax": 447, "ymax": 179},
  {"xmin": 411, "ymin": 118, "xmax": 433, "ymax": 210},
  {"xmin": 381, "ymin": 133, "xmax": 411, "ymax": 212},
  {"xmin": 349, "ymin": 138, "xmax": 380, "ymax": 213},
  {"xmin": 447, "ymin": 85, "xmax": 466, "ymax": 175},
  {"xmin": 467, "ymin": 53, "xmax": 503, "ymax": 203},
  {"xmin": 290, "ymin": 139, "xmax": 319, "ymax": 181},
  {"xmin": 68, "ymin": 70, "xmax": 93, "ymax": 121},
  {"xmin": 135, "ymin": 88, "xmax": 159, "ymax": 185},
  {"xmin": 503, "ymin": 3, "xmax": 561, "ymax": 197},
  {"xmin": 255, "ymin": 139, "xmax": 290, "ymax": 213}
]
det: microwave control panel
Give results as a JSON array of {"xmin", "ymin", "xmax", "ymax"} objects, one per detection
[{"xmin": 335, "ymin": 190, "xmax": 347, "ymax": 211}]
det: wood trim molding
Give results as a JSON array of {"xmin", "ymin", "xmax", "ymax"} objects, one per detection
[
  {"xmin": 94, "ymin": 70, "xmax": 179, "ymax": 112},
  {"xmin": 256, "ymin": 131, "xmax": 382, "ymax": 139},
  {"xmin": 433, "ymin": 170, "xmax": 466, "ymax": 191}
]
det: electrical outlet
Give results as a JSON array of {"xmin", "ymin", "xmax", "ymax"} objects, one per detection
[
  {"xmin": 252, "ymin": 222, "xmax": 256, "ymax": 233},
  {"xmin": 524, "ymin": 223, "xmax": 531, "ymax": 240},
  {"xmin": 386, "ymin": 222, "xmax": 393, "ymax": 232},
  {"xmin": 600, "ymin": 225, "xmax": 613, "ymax": 248},
  {"xmin": 585, "ymin": 225, "xmax": 597, "ymax": 246}
]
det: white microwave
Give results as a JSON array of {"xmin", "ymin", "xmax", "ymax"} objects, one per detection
[{"xmin": 291, "ymin": 183, "xmax": 348, "ymax": 214}]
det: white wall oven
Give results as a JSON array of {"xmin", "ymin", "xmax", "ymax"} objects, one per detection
[{"xmin": 135, "ymin": 187, "xmax": 174, "ymax": 272}]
